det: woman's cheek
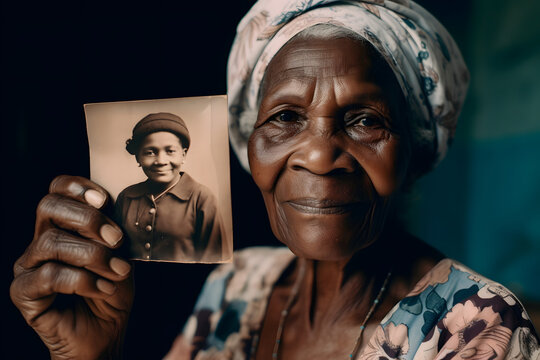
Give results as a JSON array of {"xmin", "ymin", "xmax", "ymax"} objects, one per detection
[
  {"xmin": 350, "ymin": 135, "xmax": 409, "ymax": 197},
  {"xmin": 248, "ymin": 127, "xmax": 295, "ymax": 192},
  {"xmin": 247, "ymin": 131, "xmax": 293, "ymax": 246}
]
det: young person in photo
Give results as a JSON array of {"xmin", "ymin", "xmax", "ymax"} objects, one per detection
[{"xmin": 116, "ymin": 112, "xmax": 224, "ymax": 262}]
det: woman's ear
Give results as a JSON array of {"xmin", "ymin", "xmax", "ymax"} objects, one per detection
[{"xmin": 182, "ymin": 149, "xmax": 187, "ymax": 164}]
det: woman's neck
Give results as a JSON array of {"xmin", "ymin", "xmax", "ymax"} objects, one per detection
[
  {"xmin": 147, "ymin": 173, "xmax": 181, "ymax": 195},
  {"xmin": 298, "ymin": 236, "xmax": 394, "ymax": 328},
  {"xmin": 295, "ymin": 228, "xmax": 444, "ymax": 328}
]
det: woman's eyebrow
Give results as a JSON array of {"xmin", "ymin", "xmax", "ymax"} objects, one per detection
[
  {"xmin": 335, "ymin": 84, "xmax": 392, "ymax": 110},
  {"xmin": 340, "ymin": 93, "xmax": 390, "ymax": 108},
  {"xmin": 261, "ymin": 78, "xmax": 314, "ymax": 104},
  {"xmin": 263, "ymin": 86, "xmax": 391, "ymax": 109}
]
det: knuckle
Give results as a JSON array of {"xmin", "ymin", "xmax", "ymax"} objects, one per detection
[
  {"xmin": 48, "ymin": 175, "xmax": 65, "ymax": 192},
  {"xmin": 13, "ymin": 254, "xmax": 27, "ymax": 277},
  {"xmin": 9, "ymin": 277, "xmax": 24, "ymax": 306},
  {"xmin": 39, "ymin": 230, "xmax": 106, "ymax": 266},
  {"xmin": 38, "ymin": 262, "xmax": 59, "ymax": 282},
  {"xmin": 49, "ymin": 175, "xmax": 76, "ymax": 194},
  {"xmin": 39, "ymin": 194, "xmax": 103, "ymax": 228},
  {"xmin": 9, "ymin": 275, "xmax": 35, "ymax": 310},
  {"xmin": 36, "ymin": 194, "xmax": 62, "ymax": 218},
  {"xmin": 10, "ymin": 277, "xmax": 41, "ymax": 324},
  {"xmin": 35, "ymin": 228, "xmax": 61, "ymax": 252},
  {"xmin": 50, "ymin": 175, "xmax": 90, "ymax": 201},
  {"xmin": 39, "ymin": 262, "xmax": 75, "ymax": 293},
  {"xmin": 69, "ymin": 240, "xmax": 108, "ymax": 268}
]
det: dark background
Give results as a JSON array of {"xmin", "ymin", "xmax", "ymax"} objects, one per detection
[{"xmin": 4, "ymin": 1, "xmax": 538, "ymax": 359}]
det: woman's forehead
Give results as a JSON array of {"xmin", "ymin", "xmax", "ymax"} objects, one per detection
[{"xmin": 261, "ymin": 36, "xmax": 398, "ymax": 101}]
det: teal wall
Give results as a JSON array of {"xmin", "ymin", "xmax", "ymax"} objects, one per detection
[{"xmin": 409, "ymin": 0, "xmax": 540, "ymax": 301}]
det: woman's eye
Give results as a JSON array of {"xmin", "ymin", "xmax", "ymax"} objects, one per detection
[
  {"xmin": 143, "ymin": 150, "xmax": 156, "ymax": 156},
  {"xmin": 359, "ymin": 116, "xmax": 379, "ymax": 127},
  {"xmin": 167, "ymin": 149, "xmax": 176, "ymax": 154},
  {"xmin": 346, "ymin": 113, "xmax": 384, "ymax": 129},
  {"xmin": 272, "ymin": 110, "xmax": 299, "ymax": 123}
]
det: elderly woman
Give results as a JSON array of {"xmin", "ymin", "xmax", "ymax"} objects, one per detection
[
  {"xmin": 10, "ymin": 1, "xmax": 539, "ymax": 359},
  {"xmin": 117, "ymin": 112, "xmax": 225, "ymax": 262}
]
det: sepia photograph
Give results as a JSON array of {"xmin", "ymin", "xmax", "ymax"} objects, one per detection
[{"xmin": 85, "ymin": 96, "xmax": 233, "ymax": 263}]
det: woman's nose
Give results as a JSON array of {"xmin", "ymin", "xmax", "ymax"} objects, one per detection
[
  {"xmin": 288, "ymin": 118, "xmax": 356, "ymax": 175},
  {"xmin": 154, "ymin": 151, "xmax": 168, "ymax": 165}
]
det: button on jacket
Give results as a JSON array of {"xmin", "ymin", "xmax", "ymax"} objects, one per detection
[{"xmin": 115, "ymin": 172, "xmax": 225, "ymax": 262}]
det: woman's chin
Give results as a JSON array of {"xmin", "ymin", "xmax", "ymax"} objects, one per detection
[
  {"xmin": 278, "ymin": 230, "xmax": 371, "ymax": 262},
  {"xmin": 286, "ymin": 244, "xmax": 357, "ymax": 262},
  {"xmin": 146, "ymin": 171, "xmax": 178, "ymax": 185},
  {"xmin": 273, "ymin": 211, "xmax": 376, "ymax": 259},
  {"xmin": 150, "ymin": 176, "xmax": 171, "ymax": 183}
]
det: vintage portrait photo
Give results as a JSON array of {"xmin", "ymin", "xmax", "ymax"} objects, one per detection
[{"xmin": 84, "ymin": 96, "xmax": 232, "ymax": 263}]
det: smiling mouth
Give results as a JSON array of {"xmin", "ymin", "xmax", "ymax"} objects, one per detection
[
  {"xmin": 285, "ymin": 198, "xmax": 366, "ymax": 215},
  {"xmin": 151, "ymin": 169, "xmax": 172, "ymax": 175}
]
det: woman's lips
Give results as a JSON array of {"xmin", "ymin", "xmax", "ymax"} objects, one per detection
[
  {"xmin": 285, "ymin": 198, "xmax": 367, "ymax": 215},
  {"xmin": 151, "ymin": 169, "xmax": 172, "ymax": 175}
]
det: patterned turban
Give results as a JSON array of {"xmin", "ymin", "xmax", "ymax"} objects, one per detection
[{"xmin": 227, "ymin": 0, "xmax": 469, "ymax": 173}]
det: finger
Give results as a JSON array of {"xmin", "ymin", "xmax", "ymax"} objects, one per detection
[
  {"xmin": 10, "ymin": 262, "xmax": 118, "ymax": 322},
  {"xmin": 49, "ymin": 175, "xmax": 110, "ymax": 209},
  {"xmin": 16, "ymin": 228, "xmax": 131, "ymax": 281},
  {"xmin": 37, "ymin": 194, "xmax": 123, "ymax": 248}
]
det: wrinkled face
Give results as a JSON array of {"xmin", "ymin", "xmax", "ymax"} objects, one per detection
[
  {"xmin": 248, "ymin": 37, "xmax": 411, "ymax": 261},
  {"xmin": 137, "ymin": 131, "xmax": 187, "ymax": 186}
]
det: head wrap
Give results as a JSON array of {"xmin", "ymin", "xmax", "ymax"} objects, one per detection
[
  {"xmin": 227, "ymin": 0, "xmax": 469, "ymax": 172},
  {"xmin": 125, "ymin": 112, "xmax": 191, "ymax": 155}
]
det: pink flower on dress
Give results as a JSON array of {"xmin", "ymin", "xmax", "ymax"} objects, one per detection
[
  {"xmin": 436, "ymin": 300, "xmax": 513, "ymax": 360},
  {"xmin": 364, "ymin": 322, "xmax": 410, "ymax": 359}
]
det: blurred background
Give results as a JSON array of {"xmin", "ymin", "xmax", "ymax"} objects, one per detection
[{"xmin": 2, "ymin": 0, "xmax": 539, "ymax": 358}]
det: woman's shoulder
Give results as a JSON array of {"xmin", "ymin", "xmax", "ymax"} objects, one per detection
[
  {"xmin": 180, "ymin": 173, "xmax": 214, "ymax": 197},
  {"xmin": 377, "ymin": 258, "xmax": 540, "ymax": 360},
  {"xmin": 390, "ymin": 236, "xmax": 524, "ymax": 312},
  {"xmin": 389, "ymin": 258, "xmax": 532, "ymax": 321},
  {"xmin": 405, "ymin": 258, "xmax": 524, "ymax": 305},
  {"xmin": 116, "ymin": 181, "xmax": 148, "ymax": 199}
]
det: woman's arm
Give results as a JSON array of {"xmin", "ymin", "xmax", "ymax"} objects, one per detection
[{"xmin": 10, "ymin": 175, "xmax": 134, "ymax": 360}]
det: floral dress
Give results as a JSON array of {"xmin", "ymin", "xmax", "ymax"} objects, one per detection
[{"xmin": 177, "ymin": 247, "xmax": 539, "ymax": 360}]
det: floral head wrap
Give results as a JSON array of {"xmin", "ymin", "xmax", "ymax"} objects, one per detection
[{"xmin": 227, "ymin": 0, "xmax": 469, "ymax": 172}]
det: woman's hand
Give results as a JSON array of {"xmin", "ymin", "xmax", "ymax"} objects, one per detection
[{"xmin": 10, "ymin": 176, "xmax": 134, "ymax": 360}]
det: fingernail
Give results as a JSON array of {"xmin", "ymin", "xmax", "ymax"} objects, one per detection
[
  {"xmin": 110, "ymin": 257, "xmax": 131, "ymax": 276},
  {"xmin": 100, "ymin": 224, "xmax": 122, "ymax": 247},
  {"xmin": 84, "ymin": 189, "xmax": 106, "ymax": 208},
  {"xmin": 96, "ymin": 279, "xmax": 116, "ymax": 295}
]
